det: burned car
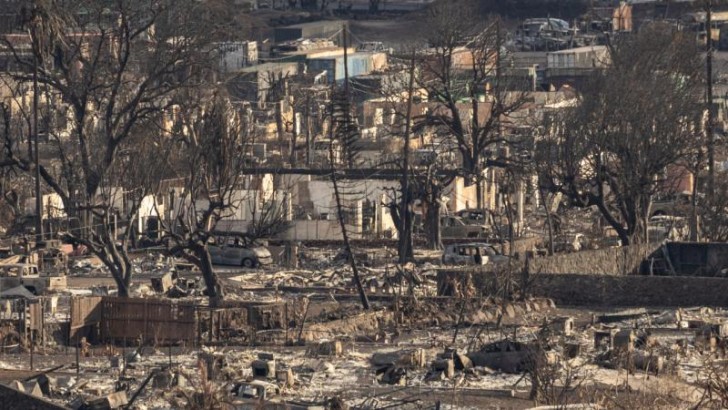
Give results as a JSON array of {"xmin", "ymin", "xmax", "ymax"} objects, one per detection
[{"xmin": 208, "ymin": 233, "xmax": 273, "ymax": 268}]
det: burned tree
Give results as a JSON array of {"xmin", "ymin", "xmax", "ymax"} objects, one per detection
[
  {"xmin": 697, "ymin": 171, "xmax": 728, "ymax": 242},
  {"xmin": 416, "ymin": 159, "xmax": 454, "ymax": 250},
  {"xmin": 77, "ymin": 130, "xmax": 174, "ymax": 297},
  {"xmin": 244, "ymin": 189, "xmax": 292, "ymax": 243},
  {"xmin": 417, "ymin": 0, "xmax": 530, "ymax": 209},
  {"xmin": 537, "ymin": 24, "xmax": 703, "ymax": 245},
  {"xmin": 163, "ymin": 92, "xmax": 250, "ymax": 303},
  {"xmin": 0, "ymin": 0, "xmax": 213, "ymax": 295}
]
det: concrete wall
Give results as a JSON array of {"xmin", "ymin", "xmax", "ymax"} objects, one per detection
[
  {"xmin": 528, "ymin": 243, "xmax": 658, "ymax": 275},
  {"xmin": 281, "ymin": 219, "xmax": 362, "ymax": 240},
  {"xmin": 448, "ymin": 177, "xmax": 479, "ymax": 212},
  {"xmin": 296, "ymin": 179, "xmax": 394, "ymax": 236},
  {"xmin": 547, "ymin": 46, "xmax": 609, "ymax": 69},
  {"xmin": 503, "ymin": 236, "xmax": 543, "ymax": 256},
  {"xmin": 217, "ymin": 219, "xmax": 362, "ymax": 241},
  {"xmin": 274, "ymin": 20, "xmax": 345, "ymax": 44}
]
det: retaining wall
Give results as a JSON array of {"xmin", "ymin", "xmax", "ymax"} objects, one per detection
[
  {"xmin": 439, "ymin": 267, "xmax": 728, "ymax": 307},
  {"xmin": 528, "ymin": 273, "xmax": 728, "ymax": 307},
  {"xmin": 528, "ymin": 243, "xmax": 658, "ymax": 275}
]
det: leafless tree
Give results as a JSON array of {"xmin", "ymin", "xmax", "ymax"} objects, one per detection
[
  {"xmin": 537, "ymin": 24, "xmax": 704, "ymax": 245},
  {"xmin": 163, "ymin": 91, "xmax": 250, "ymax": 304},
  {"xmin": 0, "ymin": 0, "xmax": 214, "ymax": 294},
  {"xmin": 0, "ymin": 103, "xmax": 33, "ymax": 230},
  {"xmin": 418, "ymin": 161, "xmax": 453, "ymax": 251},
  {"xmin": 244, "ymin": 190, "xmax": 292, "ymax": 243},
  {"xmin": 694, "ymin": 356, "xmax": 728, "ymax": 408},
  {"xmin": 417, "ymin": 0, "xmax": 530, "ymax": 209},
  {"xmin": 697, "ymin": 171, "xmax": 728, "ymax": 241},
  {"xmin": 371, "ymin": 50, "xmax": 418, "ymax": 260},
  {"xmin": 82, "ymin": 127, "xmax": 174, "ymax": 297}
]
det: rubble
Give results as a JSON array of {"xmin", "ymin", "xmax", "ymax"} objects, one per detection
[
  {"xmin": 2, "ymin": 270, "xmax": 728, "ymax": 409},
  {"xmin": 370, "ymin": 348, "xmax": 427, "ymax": 368}
]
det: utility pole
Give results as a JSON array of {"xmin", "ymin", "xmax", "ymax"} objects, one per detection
[
  {"xmin": 398, "ymin": 50, "xmax": 416, "ymax": 264},
  {"xmin": 491, "ymin": 19, "xmax": 503, "ymax": 212},
  {"xmin": 305, "ymin": 93, "xmax": 311, "ymax": 166},
  {"xmin": 343, "ymin": 24, "xmax": 349, "ymax": 94},
  {"xmin": 32, "ymin": 43, "xmax": 43, "ymax": 243},
  {"xmin": 707, "ymin": 0, "xmax": 716, "ymax": 199},
  {"xmin": 330, "ymin": 23, "xmax": 369, "ymax": 310}
]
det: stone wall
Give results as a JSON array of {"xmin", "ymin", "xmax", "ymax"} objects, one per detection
[
  {"xmin": 502, "ymin": 236, "xmax": 543, "ymax": 257},
  {"xmin": 528, "ymin": 243, "xmax": 658, "ymax": 275},
  {"xmin": 440, "ymin": 267, "xmax": 728, "ymax": 307},
  {"xmin": 528, "ymin": 273, "xmax": 728, "ymax": 307}
]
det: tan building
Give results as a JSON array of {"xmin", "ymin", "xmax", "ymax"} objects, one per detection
[{"xmin": 613, "ymin": 2, "xmax": 633, "ymax": 33}]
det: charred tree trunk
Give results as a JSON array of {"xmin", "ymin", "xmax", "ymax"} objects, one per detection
[
  {"xmin": 425, "ymin": 199, "xmax": 442, "ymax": 250},
  {"xmin": 539, "ymin": 189, "xmax": 554, "ymax": 256},
  {"xmin": 290, "ymin": 112, "xmax": 298, "ymax": 166},
  {"xmin": 190, "ymin": 242, "xmax": 223, "ymax": 305},
  {"xmin": 398, "ymin": 204, "xmax": 414, "ymax": 262},
  {"xmin": 275, "ymin": 101, "xmax": 285, "ymax": 160},
  {"xmin": 109, "ymin": 263, "xmax": 130, "ymax": 297},
  {"xmin": 691, "ymin": 171, "xmax": 700, "ymax": 241},
  {"xmin": 399, "ymin": 50, "xmax": 416, "ymax": 264},
  {"xmin": 391, "ymin": 198, "xmax": 414, "ymax": 262},
  {"xmin": 81, "ymin": 213, "xmax": 135, "ymax": 297}
]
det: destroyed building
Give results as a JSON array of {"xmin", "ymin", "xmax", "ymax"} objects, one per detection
[{"xmin": 0, "ymin": 0, "xmax": 727, "ymax": 409}]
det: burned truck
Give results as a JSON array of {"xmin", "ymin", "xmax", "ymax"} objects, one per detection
[{"xmin": 0, "ymin": 263, "xmax": 67, "ymax": 295}]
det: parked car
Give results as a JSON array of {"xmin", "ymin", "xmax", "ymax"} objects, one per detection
[
  {"xmin": 441, "ymin": 215, "xmax": 489, "ymax": 238},
  {"xmin": 208, "ymin": 233, "xmax": 272, "ymax": 268},
  {"xmin": 442, "ymin": 243, "xmax": 509, "ymax": 266},
  {"xmin": 649, "ymin": 192, "xmax": 692, "ymax": 217}
]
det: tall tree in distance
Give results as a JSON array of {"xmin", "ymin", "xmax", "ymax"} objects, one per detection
[
  {"xmin": 417, "ymin": 0, "xmax": 530, "ymax": 209},
  {"xmin": 537, "ymin": 23, "xmax": 704, "ymax": 245}
]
